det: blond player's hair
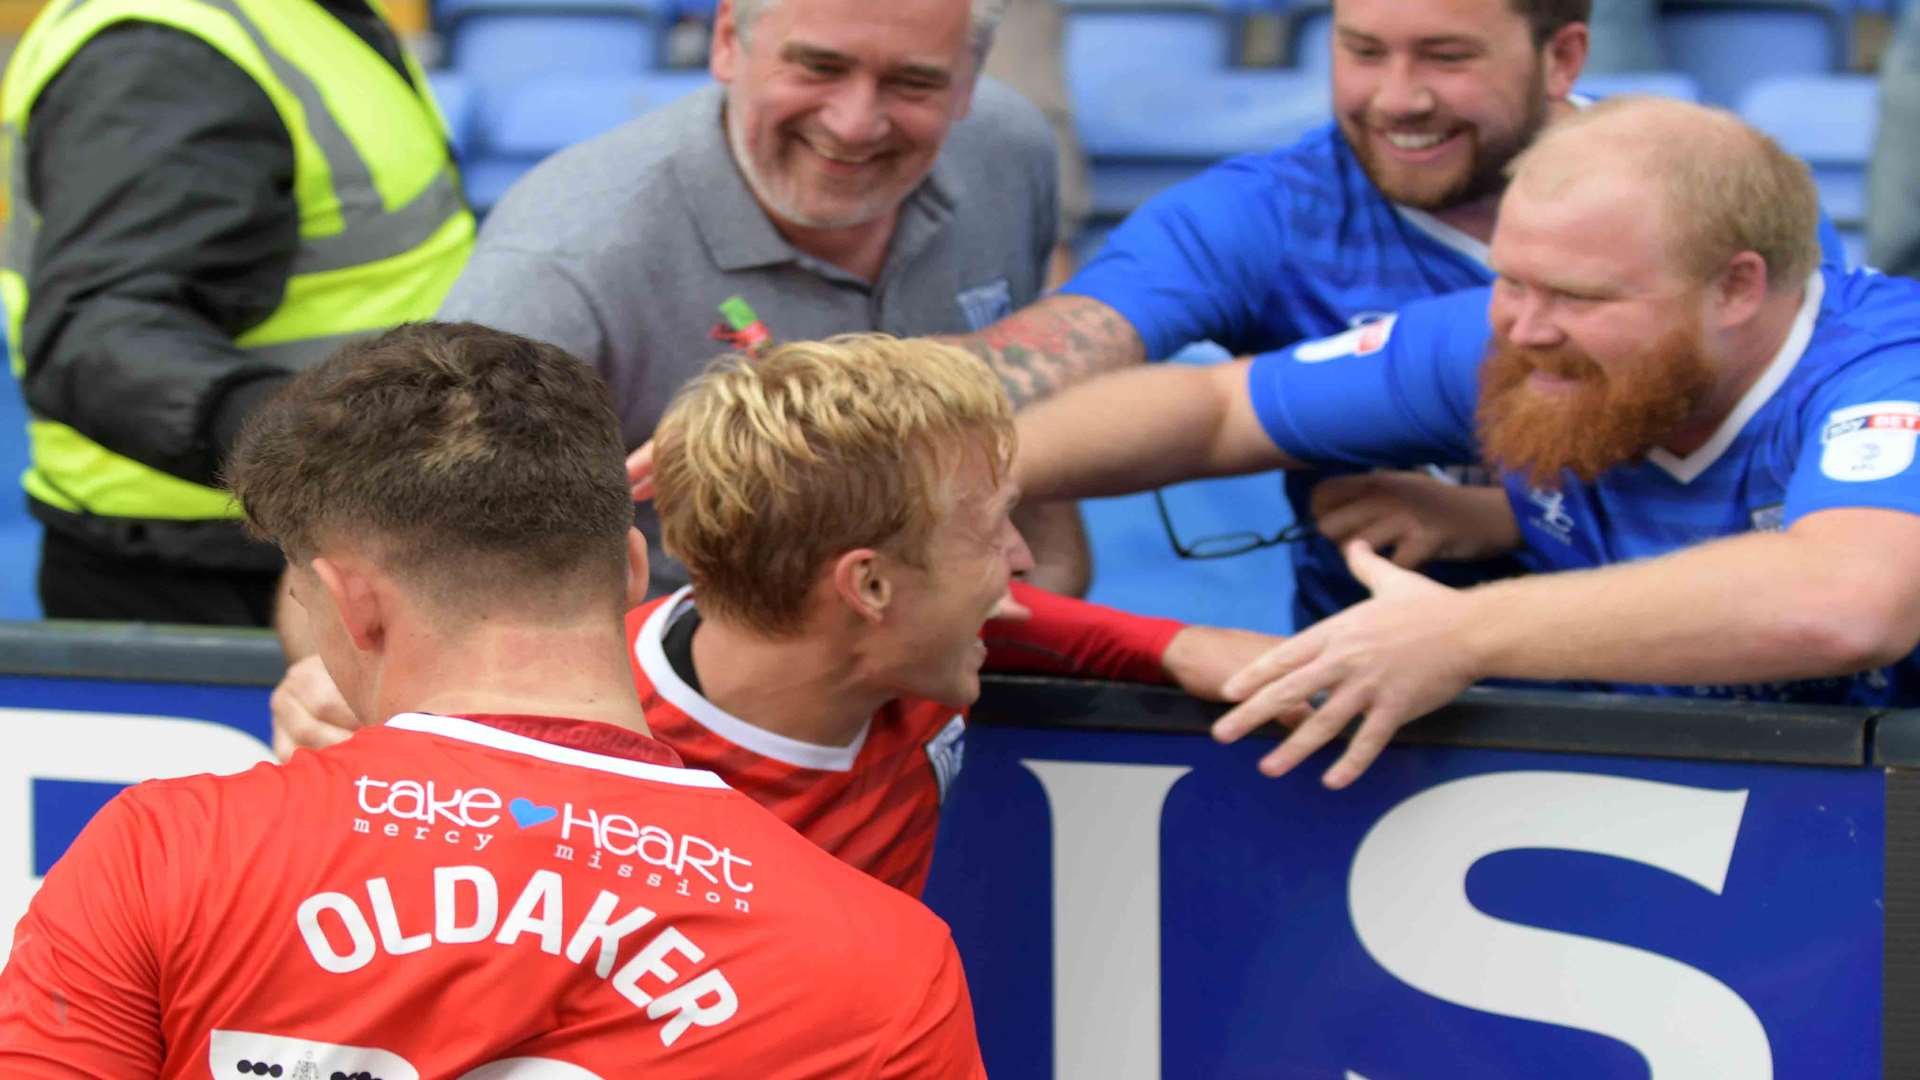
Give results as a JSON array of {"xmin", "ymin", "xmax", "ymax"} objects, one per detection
[
  {"xmin": 1508, "ymin": 96, "xmax": 1821, "ymax": 290},
  {"xmin": 654, "ymin": 334, "xmax": 1015, "ymax": 636}
]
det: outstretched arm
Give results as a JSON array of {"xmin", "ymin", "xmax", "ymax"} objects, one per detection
[
  {"xmin": 942, "ymin": 294, "xmax": 1148, "ymax": 406},
  {"xmin": 1214, "ymin": 507, "xmax": 1920, "ymax": 788},
  {"xmin": 1015, "ymin": 356, "xmax": 1304, "ymax": 502}
]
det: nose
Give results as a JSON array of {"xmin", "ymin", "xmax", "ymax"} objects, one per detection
[
  {"xmin": 817, "ymin": 77, "xmax": 889, "ymax": 147},
  {"xmin": 1493, "ymin": 288, "xmax": 1563, "ymax": 350},
  {"xmin": 1373, "ymin": 55, "xmax": 1435, "ymax": 120}
]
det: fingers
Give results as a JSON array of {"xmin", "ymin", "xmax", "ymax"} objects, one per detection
[
  {"xmin": 1310, "ymin": 496, "xmax": 1382, "ymax": 546},
  {"xmin": 627, "ymin": 441, "xmax": 657, "ymax": 502},
  {"xmin": 1256, "ymin": 681, "xmax": 1369, "ymax": 779},
  {"xmin": 269, "ymin": 656, "xmax": 362, "ymax": 761},
  {"xmin": 1307, "ymin": 473, "xmax": 1374, "ymax": 518},
  {"xmin": 1219, "ymin": 630, "xmax": 1323, "ymax": 703},
  {"xmin": 1387, "ymin": 530, "xmax": 1443, "ymax": 570},
  {"xmin": 1320, "ymin": 706, "xmax": 1409, "ymax": 790},
  {"xmin": 1341, "ymin": 539, "xmax": 1402, "ymax": 593},
  {"xmin": 1213, "ymin": 646, "xmax": 1335, "ymax": 743}
]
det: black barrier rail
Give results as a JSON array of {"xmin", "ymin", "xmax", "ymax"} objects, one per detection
[
  {"xmin": 0, "ymin": 619, "xmax": 285, "ymax": 686},
  {"xmin": 973, "ymin": 676, "xmax": 1876, "ymax": 767},
  {"xmin": 0, "ymin": 618, "xmax": 1895, "ymax": 766}
]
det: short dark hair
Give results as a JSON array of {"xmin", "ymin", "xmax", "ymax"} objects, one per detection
[
  {"xmin": 226, "ymin": 322, "xmax": 634, "ymax": 613},
  {"xmin": 1510, "ymin": 0, "xmax": 1590, "ymax": 44}
]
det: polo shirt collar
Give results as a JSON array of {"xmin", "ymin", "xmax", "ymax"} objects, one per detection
[{"xmin": 673, "ymin": 84, "xmax": 959, "ymax": 278}]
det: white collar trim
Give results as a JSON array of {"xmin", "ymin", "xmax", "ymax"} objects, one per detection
[
  {"xmin": 1388, "ymin": 95, "xmax": 1590, "ymax": 269},
  {"xmin": 384, "ymin": 712, "xmax": 729, "ymax": 789},
  {"xmin": 1393, "ymin": 204, "xmax": 1492, "ymax": 267},
  {"xmin": 633, "ymin": 586, "xmax": 869, "ymax": 773},
  {"xmin": 1646, "ymin": 269, "xmax": 1824, "ymax": 484}
]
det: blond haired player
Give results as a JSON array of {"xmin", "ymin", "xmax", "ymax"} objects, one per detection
[
  {"xmin": 0, "ymin": 324, "xmax": 985, "ymax": 1078},
  {"xmin": 635, "ymin": 335, "xmax": 1277, "ymax": 894}
]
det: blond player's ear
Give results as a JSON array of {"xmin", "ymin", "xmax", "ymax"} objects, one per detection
[
  {"xmin": 831, "ymin": 549, "xmax": 891, "ymax": 625},
  {"xmin": 624, "ymin": 528, "xmax": 650, "ymax": 610}
]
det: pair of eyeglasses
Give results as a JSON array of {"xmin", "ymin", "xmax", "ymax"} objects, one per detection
[{"xmin": 1151, "ymin": 487, "xmax": 1314, "ymax": 560}]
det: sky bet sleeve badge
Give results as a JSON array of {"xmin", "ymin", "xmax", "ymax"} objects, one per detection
[{"xmin": 1820, "ymin": 400, "xmax": 1920, "ymax": 483}]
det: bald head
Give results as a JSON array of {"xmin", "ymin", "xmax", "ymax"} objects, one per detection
[{"xmin": 1505, "ymin": 96, "xmax": 1821, "ymax": 290}]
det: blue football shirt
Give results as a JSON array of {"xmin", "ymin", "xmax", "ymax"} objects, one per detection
[
  {"xmin": 1064, "ymin": 119, "xmax": 1850, "ymax": 628},
  {"xmin": 1245, "ymin": 264, "xmax": 1920, "ymax": 706}
]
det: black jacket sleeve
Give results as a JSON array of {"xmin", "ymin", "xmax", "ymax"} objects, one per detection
[{"xmin": 19, "ymin": 23, "xmax": 300, "ymax": 489}]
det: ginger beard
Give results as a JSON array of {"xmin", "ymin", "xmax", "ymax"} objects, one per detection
[{"xmin": 1475, "ymin": 322, "xmax": 1718, "ymax": 489}]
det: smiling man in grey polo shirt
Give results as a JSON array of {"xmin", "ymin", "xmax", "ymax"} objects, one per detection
[{"xmin": 437, "ymin": 0, "xmax": 1057, "ymax": 597}]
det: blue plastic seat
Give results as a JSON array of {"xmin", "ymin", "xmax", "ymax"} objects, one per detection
[
  {"xmin": 425, "ymin": 70, "xmax": 476, "ymax": 155},
  {"xmin": 1285, "ymin": 2, "xmax": 1331, "ymax": 71},
  {"xmin": 1573, "ymin": 71, "xmax": 1702, "ymax": 102},
  {"xmin": 443, "ymin": 5, "xmax": 665, "ymax": 117},
  {"xmin": 1073, "ymin": 67, "xmax": 1326, "ymax": 218},
  {"xmin": 1065, "ymin": 6, "xmax": 1235, "ymax": 77},
  {"xmin": 1659, "ymin": 0, "xmax": 1847, "ymax": 108},
  {"xmin": 464, "ymin": 71, "xmax": 712, "ymax": 213},
  {"xmin": 483, "ymin": 71, "xmax": 712, "ymax": 158},
  {"xmin": 1739, "ymin": 72, "xmax": 1878, "ymax": 229}
]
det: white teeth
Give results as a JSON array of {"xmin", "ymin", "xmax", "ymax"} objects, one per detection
[
  {"xmin": 808, "ymin": 142, "xmax": 876, "ymax": 164},
  {"xmin": 1385, "ymin": 131, "xmax": 1446, "ymax": 150}
]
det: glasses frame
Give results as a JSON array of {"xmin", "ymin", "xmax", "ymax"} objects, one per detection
[{"xmin": 1151, "ymin": 485, "xmax": 1314, "ymax": 560}]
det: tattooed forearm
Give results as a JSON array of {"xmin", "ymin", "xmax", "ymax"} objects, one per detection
[{"xmin": 941, "ymin": 295, "xmax": 1146, "ymax": 406}]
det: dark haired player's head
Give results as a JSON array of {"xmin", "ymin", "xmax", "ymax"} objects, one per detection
[
  {"xmin": 1331, "ymin": 0, "xmax": 1591, "ymax": 213},
  {"xmin": 227, "ymin": 322, "xmax": 648, "ymax": 723}
]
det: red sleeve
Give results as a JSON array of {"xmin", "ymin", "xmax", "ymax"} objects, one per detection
[
  {"xmin": 875, "ymin": 933, "xmax": 987, "ymax": 1080},
  {"xmin": 981, "ymin": 580, "xmax": 1183, "ymax": 684},
  {"xmin": 0, "ymin": 790, "xmax": 165, "ymax": 1078}
]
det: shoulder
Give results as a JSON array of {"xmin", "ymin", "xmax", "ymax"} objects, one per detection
[
  {"xmin": 476, "ymin": 87, "xmax": 718, "ymax": 256},
  {"xmin": 1792, "ymin": 269, "xmax": 1920, "ymax": 402}
]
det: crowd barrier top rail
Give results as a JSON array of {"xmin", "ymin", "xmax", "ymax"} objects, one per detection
[{"xmin": 0, "ymin": 617, "xmax": 1894, "ymax": 768}]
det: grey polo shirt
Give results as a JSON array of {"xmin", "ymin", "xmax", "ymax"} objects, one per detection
[{"xmin": 439, "ymin": 78, "xmax": 1057, "ymax": 595}]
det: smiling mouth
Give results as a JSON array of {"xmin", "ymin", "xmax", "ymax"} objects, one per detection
[
  {"xmin": 801, "ymin": 138, "xmax": 886, "ymax": 166},
  {"xmin": 1384, "ymin": 130, "xmax": 1449, "ymax": 150}
]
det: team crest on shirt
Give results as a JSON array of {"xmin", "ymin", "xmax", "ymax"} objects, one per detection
[
  {"xmin": 1292, "ymin": 314, "xmax": 1398, "ymax": 363},
  {"xmin": 957, "ymin": 278, "xmax": 1014, "ymax": 331},
  {"xmin": 925, "ymin": 715, "xmax": 967, "ymax": 804},
  {"xmin": 1821, "ymin": 400, "xmax": 1920, "ymax": 482}
]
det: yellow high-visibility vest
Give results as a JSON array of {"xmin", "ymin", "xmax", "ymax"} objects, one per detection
[{"xmin": 2, "ymin": 0, "xmax": 474, "ymax": 520}]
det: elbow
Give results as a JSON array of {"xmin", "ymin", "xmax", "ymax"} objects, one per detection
[{"xmin": 1780, "ymin": 596, "xmax": 1919, "ymax": 676}]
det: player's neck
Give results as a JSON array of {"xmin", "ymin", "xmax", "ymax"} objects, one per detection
[
  {"xmin": 690, "ymin": 614, "xmax": 885, "ymax": 748},
  {"xmin": 1663, "ymin": 285, "xmax": 1808, "ymax": 457},
  {"xmin": 376, "ymin": 620, "xmax": 653, "ymax": 737}
]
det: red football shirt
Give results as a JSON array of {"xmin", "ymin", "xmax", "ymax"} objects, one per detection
[
  {"xmin": 628, "ymin": 583, "xmax": 1182, "ymax": 896},
  {"xmin": 0, "ymin": 713, "xmax": 983, "ymax": 1079}
]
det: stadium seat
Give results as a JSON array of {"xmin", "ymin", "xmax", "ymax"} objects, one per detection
[
  {"xmin": 1285, "ymin": 1, "xmax": 1332, "ymax": 71},
  {"xmin": 1573, "ymin": 71, "xmax": 1702, "ymax": 102},
  {"xmin": 441, "ymin": 4, "xmax": 665, "ymax": 113},
  {"xmin": 1074, "ymin": 68, "xmax": 1327, "ymax": 218},
  {"xmin": 425, "ymin": 70, "xmax": 476, "ymax": 155},
  {"xmin": 1658, "ymin": 0, "xmax": 1848, "ymax": 108},
  {"xmin": 1065, "ymin": 5, "xmax": 1237, "ymax": 77},
  {"xmin": 463, "ymin": 71, "xmax": 713, "ymax": 213},
  {"xmin": 1074, "ymin": 68, "xmax": 1327, "ymax": 159},
  {"xmin": 1739, "ymin": 73, "xmax": 1878, "ymax": 231}
]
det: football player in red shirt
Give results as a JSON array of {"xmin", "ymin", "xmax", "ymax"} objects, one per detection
[
  {"xmin": 634, "ymin": 334, "xmax": 1280, "ymax": 894},
  {"xmin": 0, "ymin": 324, "xmax": 984, "ymax": 1078}
]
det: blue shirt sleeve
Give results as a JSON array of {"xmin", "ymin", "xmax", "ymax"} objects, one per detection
[
  {"xmin": 1784, "ymin": 345, "xmax": 1920, "ymax": 523},
  {"xmin": 1246, "ymin": 288, "xmax": 1490, "ymax": 469},
  {"xmin": 1058, "ymin": 156, "xmax": 1292, "ymax": 360}
]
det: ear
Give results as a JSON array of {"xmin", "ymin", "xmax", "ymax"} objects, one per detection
[
  {"xmin": 830, "ymin": 548, "xmax": 892, "ymax": 626},
  {"xmin": 1710, "ymin": 251, "xmax": 1772, "ymax": 331},
  {"xmin": 311, "ymin": 555, "xmax": 386, "ymax": 654},
  {"xmin": 624, "ymin": 527, "xmax": 651, "ymax": 610},
  {"xmin": 710, "ymin": 0, "xmax": 741, "ymax": 82},
  {"xmin": 952, "ymin": 66, "xmax": 980, "ymax": 123},
  {"xmin": 1541, "ymin": 22, "xmax": 1589, "ymax": 100}
]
